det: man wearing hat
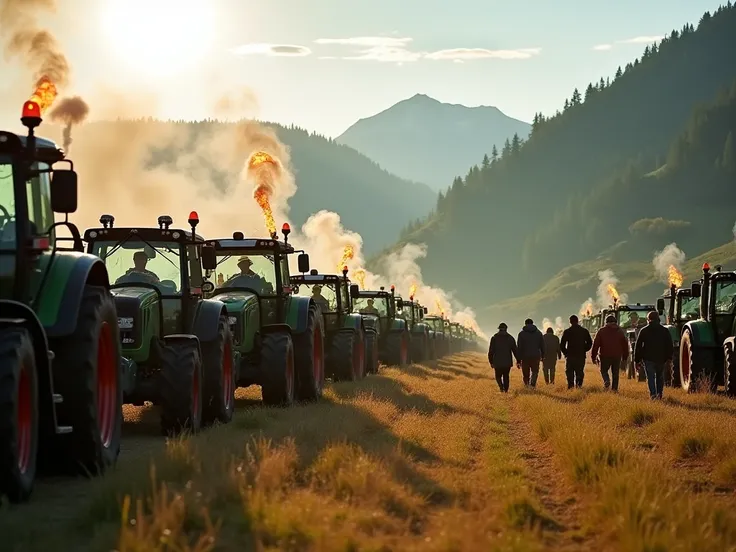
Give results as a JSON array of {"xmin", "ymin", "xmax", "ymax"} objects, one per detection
[
  {"xmin": 488, "ymin": 322, "xmax": 520, "ymax": 393},
  {"xmin": 633, "ymin": 311, "xmax": 674, "ymax": 399},
  {"xmin": 222, "ymin": 256, "xmax": 273, "ymax": 294},
  {"xmin": 117, "ymin": 251, "xmax": 160, "ymax": 284},
  {"xmin": 591, "ymin": 314, "xmax": 629, "ymax": 391},
  {"xmin": 311, "ymin": 284, "xmax": 331, "ymax": 312}
]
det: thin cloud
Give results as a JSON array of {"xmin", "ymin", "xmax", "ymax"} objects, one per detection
[
  {"xmin": 593, "ymin": 35, "xmax": 664, "ymax": 51},
  {"xmin": 231, "ymin": 43, "xmax": 312, "ymax": 57},
  {"xmin": 592, "ymin": 44, "xmax": 612, "ymax": 51},
  {"xmin": 316, "ymin": 36, "xmax": 540, "ymax": 63}
]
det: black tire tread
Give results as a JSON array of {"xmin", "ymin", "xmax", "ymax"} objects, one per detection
[
  {"xmin": 725, "ymin": 344, "xmax": 736, "ymax": 397},
  {"xmin": 365, "ymin": 330, "xmax": 379, "ymax": 374},
  {"xmin": 260, "ymin": 332, "xmax": 295, "ymax": 406},
  {"xmin": 159, "ymin": 342, "xmax": 202, "ymax": 435},
  {"xmin": 294, "ymin": 305, "xmax": 324, "ymax": 401},
  {"xmin": 385, "ymin": 331, "xmax": 409, "ymax": 368},
  {"xmin": 201, "ymin": 316, "xmax": 235, "ymax": 425},
  {"xmin": 330, "ymin": 331, "xmax": 358, "ymax": 381}
]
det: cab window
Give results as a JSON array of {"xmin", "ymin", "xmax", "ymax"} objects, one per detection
[
  {"xmin": 26, "ymin": 162, "xmax": 53, "ymax": 238},
  {"xmin": 339, "ymin": 282, "xmax": 349, "ymax": 311},
  {"xmin": 187, "ymin": 244, "xmax": 203, "ymax": 288}
]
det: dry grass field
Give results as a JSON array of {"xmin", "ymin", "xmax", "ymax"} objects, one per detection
[{"xmin": 3, "ymin": 353, "xmax": 736, "ymax": 552}]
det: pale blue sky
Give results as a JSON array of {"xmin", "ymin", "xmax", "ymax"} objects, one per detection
[{"xmin": 0, "ymin": 0, "xmax": 722, "ymax": 137}]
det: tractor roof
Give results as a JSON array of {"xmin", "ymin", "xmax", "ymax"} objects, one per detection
[
  {"xmin": 84, "ymin": 226, "xmax": 203, "ymax": 243},
  {"xmin": 0, "ymin": 131, "xmax": 65, "ymax": 163},
  {"xmin": 617, "ymin": 303, "xmax": 655, "ymax": 311},
  {"xmin": 209, "ymin": 237, "xmax": 294, "ymax": 254},
  {"xmin": 292, "ymin": 273, "xmax": 348, "ymax": 284},
  {"xmin": 354, "ymin": 289, "xmax": 390, "ymax": 298}
]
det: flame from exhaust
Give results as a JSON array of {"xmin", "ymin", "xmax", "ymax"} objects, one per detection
[
  {"xmin": 579, "ymin": 299, "xmax": 594, "ymax": 317},
  {"xmin": 668, "ymin": 265, "xmax": 684, "ymax": 288},
  {"xmin": 247, "ymin": 151, "xmax": 279, "ymax": 237},
  {"xmin": 607, "ymin": 284, "xmax": 620, "ymax": 303},
  {"xmin": 353, "ymin": 269, "xmax": 366, "ymax": 289},
  {"xmin": 435, "ymin": 299, "xmax": 445, "ymax": 317},
  {"xmin": 28, "ymin": 76, "xmax": 58, "ymax": 113},
  {"xmin": 337, "ymin": 245, "xmax": 354, "ymax": 272},
  {"xmin": 409, "ymin": 282, "xmax": 418, "ymax": 300}
]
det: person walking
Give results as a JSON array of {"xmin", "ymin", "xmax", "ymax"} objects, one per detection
[
  {"xmin": 517, "ymin": 319, "xmax": 546, "ymax": 387},
  {"xmin": 542, "ymin": 327, "xmax": 562, "ymax": 384},
  {"xmin": 488, "ymin": 323, "xmax": 520, "ymax": 393},
  {"xmin": 634, "ymin": 311, "xmax": 674, "ymax": 400},
  {"xmin": 560, "ymin": 315, "xmax": 593, "ymax": 389},
  {"xmin": 591, "ymin": 314, "xmax": 629, "ymax": 391}
]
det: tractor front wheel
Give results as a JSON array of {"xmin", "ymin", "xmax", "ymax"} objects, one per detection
[
  {"xmin": 330, "ymin": 330, "xmax": 363, "ymax": 381},
  {"xmin": 159, "ymin": 342, "xmax": 203, "ymax": 435},
  {"xmin": 294, "ymin": 305, "xmax": 325, "ymax": 401},
  {"xmin": 0, "ymin": 328, "xmax": 38, "ymax": 503},
  {"xmin": 385, "ymin": 331, "xmax": 410, "ymax": 368},
  {"xmin": 680, "ymin": 330, "xmax": 716, "ymax": 393},
  {"xmin": 201, "ymin": 317, "xmax": 236, "ymax": 425},
  {"xmin": 411, "ymin": 332, "xmax": 428, "ymax": 363},
  {"xmin": 260, "ymin": 332, "xmax": 295, "ymax": 406},
  {"xmin": 365, "ymin": 330, "xmax": 379, "ymax": 374},
  {"xmin": 50, "ymin": 286, "xmax": 122, "ymax": 475}
]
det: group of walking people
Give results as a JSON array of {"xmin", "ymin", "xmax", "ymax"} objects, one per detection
[{"xmin": 487, "ymin": 311, "xmax": 674, "ymax": 399}]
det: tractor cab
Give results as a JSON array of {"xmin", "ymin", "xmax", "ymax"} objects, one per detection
[
  {"xmin": 350, "ymin": 286, "xmax": 395, "ymax": 334},
  {"xmin": 291, "ymin": 267, "xmax": 352, "ymax": 332},
  {"xmin": 691, "ymin": 264, "xmax": 736, "ymax": 350}
]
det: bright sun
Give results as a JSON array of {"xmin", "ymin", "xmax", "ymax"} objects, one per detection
[{"xmin": 100, "ymin": 0, "xmax": 216, "ymax": 77}]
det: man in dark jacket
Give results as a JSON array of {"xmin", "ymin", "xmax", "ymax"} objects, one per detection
[
  {"xmin": 542, "ymin": 327, "xmax": 562, "ymax": 384},
  {"xmin": 488, "ymin": 322, "xmax": 519, "ymax": 392},
  {"xmin": 560, "ymin": 314, "xmax": 593, "ymax": 389},
  {"xmin": 634, "ymin": 311, "xmax": 674, "ymax": 399},
  {"xmin": 591, "ymin": 314, "xmax": 629, "ymax": 391},
  {"xmin": 517, "ymin": 319, "xmax": 545, "ymax": 387}
]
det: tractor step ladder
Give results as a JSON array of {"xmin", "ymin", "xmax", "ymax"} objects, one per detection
[{"xmin": 48, "ymin": 350, "xmax": 73, "ymax": 434}]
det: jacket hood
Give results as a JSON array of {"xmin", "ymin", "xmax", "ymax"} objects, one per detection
[
  {"xmin": 523, "ymin": 324, "xmax": 539, "ymax": 332},
  {"xmin": 605, "ymin": 322, "xmax": 620, "ymax": 329}
]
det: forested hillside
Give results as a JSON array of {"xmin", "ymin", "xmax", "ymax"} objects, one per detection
[
  {"xmin": 385, "ymin": 3, "xmax": 736, "ymax": 323},
  {"xmin": 51, "ymin": 120, "xmax": 437, "ymax": 253}
]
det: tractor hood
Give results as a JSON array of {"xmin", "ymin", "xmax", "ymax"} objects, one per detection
[
  {"xmin": 214, "ymin": 290, "xmax": 259, "ymax": 313},
  {"xmin": 111, "ymin": 287, "xmax": 159, "ymax": 316},
  {"xmin": 360, "ymin": 314, "xmax": 379, "ymax": 329}
]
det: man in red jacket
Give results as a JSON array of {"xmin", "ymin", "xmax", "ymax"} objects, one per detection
[{"xmin": 591, "ymin": 314, "xmax": 629, "ymax": 391}]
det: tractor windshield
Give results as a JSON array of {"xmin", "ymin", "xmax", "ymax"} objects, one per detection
[
  {"xmin": 92, "ymin": 239, "xmax": 184, "ymax": 295},
  {"xmin": 0, "ymin": 159, "xmax": 53, "ymax": 250},
  {"xmin": 619, "ymin": 310, "xmax": 648, "ymax": 329},
  {"xmin": 0, "ymin": 159, "xmax": 13, "ymax": 250},
  {"xmin": 295, "ymin": 282, "xmax": 338, "ymax": 313},
  {"xmin": 212, "ymin": 250, "xmax": 276, "ymax": 296},
  {"xmin": 426, "ymin": 318, "xmax": 443, "ymax": 332},
  {"xmin": 354, "ymin": 296, "xmax": 387, "ymax": 317},
  {"xmin": 715, "ymin": 279, "xmax": 736, "ymax": 315},
  {"xmin": 679, "ymin": 296, "xmax": 700, "ymax": 321}
]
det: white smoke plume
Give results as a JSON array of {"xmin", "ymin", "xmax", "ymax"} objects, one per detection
[
  {"xmin": 597, "ymin": 269, "xmax": 628, "ymax": 307},
  {"xmin": 555, "ymin": 316, "xmax": 564, "ymax": 336},
  {"xmin": 652, "ymin": 242, "xmax": 686, "ymax": 287},
  {"xmin": 579, "ymin": 297, "xmax": 595, "ymax": 317},
  {"xmin": 542, "ymin": 317, "xmax": 553, "ymax": 331}
]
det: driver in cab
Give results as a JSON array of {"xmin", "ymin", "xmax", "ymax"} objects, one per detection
[
  {"xmin": 117, "ymin": 251, "xmax": 160, "ymax": 284},
  {"xmin": 622, "ymin": 312, "xmax": 640, "ymax": 330},
  {"xmin": 360, "ymin": 299, "xmax": 380, "ymax": 315},
  {"xmin": 222, "ymin": 256, "xmax": 273, "ymax": 294},
  {"xmin": 311, "ymin": 284, "xmax": 331, "ymax": 312}
]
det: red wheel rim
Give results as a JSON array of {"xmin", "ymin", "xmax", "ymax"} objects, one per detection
[
  {"xmin": 192, "ymin": 361, "xmax": 201, "ymax": 424},
  {"xmin": 96, "ymin": 322, "xmax": 117, "ymax": 448},
  {"xmin": 223, "ymin": 339, "xmax": 234, "ymax": 408},
  {"xmin": 313, "ymin": 326, "xmax": 323, "ymax": 391},
  {"xmin": 681, "ymin": 340, "xmax": 691, "ymax": 386},
  {"xmin": 17, "ymin": 361, "xmax": 32, "ymax": 474},
  {"xmin": 286, "ymin": 346, "xmax": 295, "ymax": 399},
  {"xmin": 400, "ymin": 335, "xmax": 408, "ymax": 365}
]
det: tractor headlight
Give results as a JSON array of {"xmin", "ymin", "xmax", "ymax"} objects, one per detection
[
  {"xmin": 228, "ymin": 316, "xmax": 237, "ymax": 326},
  {"xmin": 118, "ymin": 317, "xmax": 134, "ymax": 329}
]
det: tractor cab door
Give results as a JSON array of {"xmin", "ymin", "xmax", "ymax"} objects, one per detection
[
  {"xmin": 713, "ymin": 278, "xmax": 736, "ymax": 345},
  {"xmin": 182, "ymin": 243, "xmax": 204, "ymax": 330}
]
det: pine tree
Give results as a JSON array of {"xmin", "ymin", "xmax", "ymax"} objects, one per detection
[
  {"xmin": 584, "ymin": 83, "xmax": 595, "ymax": 101},
  {"xmin": 502, "ymin": 138, "xmax": 511, "ymax": 157},
  {"xmin": 491, "ymin": 145, "xmax": 499, "ymax": 163},
  {"xmin": 564, "ymin": 98, "xmax": 570, "ymax": 110},
  {"xmin": 615, "ymin": 66, "xmax": 622, "ymax": 79},
  {"xmin": 606, "ymin": 76, "xmax": 610, "ymax": 87},
  {"xmin": 481, "ymin": 154, "xmax": 490, "ymax": 169},
  {"xmin": 571, "ymin": 88, "xmax": 582, "ymax": 105},
  {"xmin": 599, "ymin": 77, "xmax": 606, "ymax": 90},
  {"xmin": 511, "ymin": 133, "xmax": 521, "ymax": 154}
]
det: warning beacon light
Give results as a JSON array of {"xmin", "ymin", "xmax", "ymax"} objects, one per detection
[
  {"xmin": 702, "ymin": 262, "xmax": 710, "ymax": 272},
  {"xmin": 281, "ymin": 222, "xmax": 291, "ymax": 244},
  {"xmin": 342, "ymin": 265, "xmax": 348, "ymax": 277},
  {"xmin": 158, "ymin": 215, "xmax": 173, "ymax": 230},
  {"xmin": 21, "ymin": 100, "xmax": 42, "ymax": 130},
  {"xmin": 188, "ymin": 211, "xmax": 199, "ymax": 227}
]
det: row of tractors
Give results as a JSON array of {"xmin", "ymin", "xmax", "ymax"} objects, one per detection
[
  {"xmin": 0, "ymin": 101, "xmax": 481, "ymax": 504},
  {"xmin": 580, "ymin": 264, "xmax": 736, "ymax": 393}
]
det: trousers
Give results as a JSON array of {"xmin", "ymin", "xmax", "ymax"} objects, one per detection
[
  {"xmin": 644, "ymin": 361, "xmax": 666, "ymax": 399},
  {"xmin": 565, "ymin": 356, "xmax": 586, "ymax": 388},
  {"xmin": 494, "ymin": 366, "xmax": 511, "ymax": 392},
  {"xmin": 521, "ymin": 358, "xmax": 540, "ymax": 387},
  {"xmin": 542, "ymin": 358, "xmax": 557, "ymax": 384},
  {"xmin": 600, "ymin": 357, "xmax": 621, "ymax": 391}
]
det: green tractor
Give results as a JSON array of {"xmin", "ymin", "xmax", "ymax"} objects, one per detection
[
  {"xmin": 0, "ymin": 101, "xmax": 123, "ymax": 503},
  {"xmin": 448, "ymin": 322, "xmax": 465, "ymax": 352},
  {"xmin": 679, "ymin": 263, "xmax": 736, "ymax": 394},
  {"xmin": 656, "ymin": 284, "xmax": 699, "ymax": 387},
  {"xmin": 350, "ymin": 284, "xmax": 411, "ymax": 368},
  {"xmin": 84, "ymin": 212, "xmax": 236, "ymax": 434},
  {"xmin": 201, "ymin": 225, "xmax": 325, "ymax": 406},
  {"xmin": 290, "ymin": 267, "xmax": 375, "ymax": 379},
  {"xmin": 423, "ymin": 314, "xmax": 449, "ymax": 358},
  {"xmin": 600, "ymin": 302, "xmax": 653, "ymax": 381},
  {"xmin": 396, "ymin": 294, "xmax": 432, "ymax": 362}
]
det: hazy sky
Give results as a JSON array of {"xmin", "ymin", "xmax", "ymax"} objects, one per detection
[{"xmin": 0, "ymin": 0, "xmax": 723, "ymax": 137}]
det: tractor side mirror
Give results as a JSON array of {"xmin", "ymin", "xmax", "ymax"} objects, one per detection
[
  {"xmin": 349, "ymin": 284, "xmax": 359, "ymax": 298},
  {"xmin": 297, "ymin": 253, "xmax": 310, "ymax": 273},
  {"xmin": 423, "ymin": 307, "xmax": 428, "ymax": 314},
  {"xmin": 201, "ymin": 245, "xmax": 217, "ymax": 270},
  {"xmin": 50, "ymin": 170, "xmax": 78, "ymax": 213},
  {"xmin": 691, "ymin": 282, "xmax": 702, "ymax": 298},
  {"xmin": 656, "ymin": 298, "xmax": 665, "ymax": 314}
]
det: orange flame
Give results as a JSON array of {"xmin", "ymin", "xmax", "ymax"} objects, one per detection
[
  {"xmin": 607, "ymin": 284, "xmax": 619, "ymax": 303},
  {"xmin": 579, "ymin": 301, "xmax": 594, "ymax": 317},
  {"xmin": 248, "ymin": 151, "xmax": 279, "ymax": 237},
  {"xmin": 409, "ymin": 282, "xmax": 418, "ymax": 299},
  {"xmin": 434, "ymin": 299, "xmax": 445, "ymax": 317},
  {"xmin": 28, "ymin": 76, "xmax": 58, "ymax": 114},
  {"xmin": 337, "ymin": 245, "xmax": 355, "ymax": 273},
  {"xmin": 354, "ymin": 269, "xmax": 366, "ymax": 289},
  {"xmin": 668, "ymin": 265, "xmax": 683, "ymax": 288}
]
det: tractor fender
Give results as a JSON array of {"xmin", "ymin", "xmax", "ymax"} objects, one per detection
[
  {"xmin": 343, "ymin": 313, "xmax": 364, "ymax": 332},
  {"xmin": 285, "ymin": 295, "xmax": 312, "ymax": 334},
  {"xmin": 191, "ymin": 299, "xmax": 228, "ymax": 343},
  {"xmin": 389, "ymin": 318, "xmax": 407, "ymax": 332},
  {"xmin": 42, "ymin": 253, "xmax": 110, "ymax": 338},
  {"xmin": 683, "ymin": 320, "xmax": 717, "ymax": 348},
  {"xmin": 412, "ymin": 323, "xmax": 430, "ymax": 336},
  {"xmin": 665, "ymin": 324, "xmax": 680, "ymax": 346},
  {"xmin": 0, "ymin": 300, "xmax": 54, "ymax": 433},
  {"xmin": 162, "ymin": 334, "xmax": 201, "ymax": 352}
]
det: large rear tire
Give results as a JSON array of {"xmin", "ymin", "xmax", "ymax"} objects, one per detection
[
  {"xmin": 294, "ymin": 305, "xmax": 325, "ymax": 401},
  {"xmin": 160, "ymin": 342, "xmax": 203, "ymax": 435},
  {"xmin": 725, "ymin": 341, "xmax": 736, "ymax": 397},
  {"xmin": 385, "ymin": 331, "xmax": 410, "ymax": 368},
  {"xmin": 330, "ymin": 330, "xmax": 364, "ymax": 381},
  {"xmin": 50, "ymin": 286, "xmax": 122, "ymax": 475},
  {"xmin": 680, "ymin": 329, "xmax": 716, "ymax": 393},
  {"xmin": 201, "ymin": 316, "xmax": 236, "ymax": 425},
  {"xmin": 411, "ymin": 331, "xmax": 428, "ymax": 363},
  {"xmin": 0, "ymin": 328, "xmax": 38, "ymax": 503},
  {"xmin": 261, "ymin": 332, "xmax": 295, "ymax": 406},
  {"xmin": 365, "ymin": 330, "xmax": 379, "ymax": 374}
]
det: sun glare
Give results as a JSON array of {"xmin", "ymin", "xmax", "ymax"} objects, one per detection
[{"xmin": 101, "ymin": 0, "xmax": 216, "ymax": 77}]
